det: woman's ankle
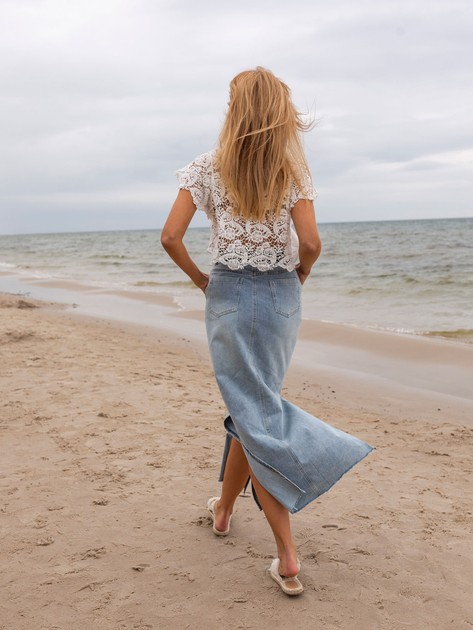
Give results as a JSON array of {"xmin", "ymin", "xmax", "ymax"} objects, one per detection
[
  {"xmin": 278, "ymin": 544, "xmax": 299, "ymax": 576},
  {"xmin": 216, "ymin": 498, "xmax": 233, "ymax": 515}
]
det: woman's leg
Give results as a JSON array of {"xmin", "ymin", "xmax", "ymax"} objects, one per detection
[
  {"xmin": 249, "ymin": 472, "xmax": 300, "ymax": 578},
  {"xmin": 214, "ymin": 440, "xmax": 299, "ymax": 578},
  {"xmin": 214, "ymin": 438, "xmax": 250, "ymax": 532}
]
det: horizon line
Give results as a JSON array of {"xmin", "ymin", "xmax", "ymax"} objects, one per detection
[{"xmin": 1, "ymin": 215, "xmax": 471, "ymax": 238}]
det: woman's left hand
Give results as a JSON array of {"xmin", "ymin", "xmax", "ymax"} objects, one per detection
[{"xmin": 295, "ymin": 265, "xmax": 310, "ymax": 285}]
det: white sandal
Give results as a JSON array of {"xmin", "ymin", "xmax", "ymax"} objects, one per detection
[
  {"xmin": 207, "ymin": 496, "xmax": 233, "ymax": 536},
  {"xmin": 268, "ymin": 558, "xmax": 304, "ymax": 596}
]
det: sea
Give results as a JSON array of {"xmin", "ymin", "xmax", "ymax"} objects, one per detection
[{"xmin": 0, "ymin": 217, "xmax": 472, "ymax": 344}]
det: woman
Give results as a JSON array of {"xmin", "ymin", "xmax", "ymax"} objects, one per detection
[{"xmin": 161, "ymin": 67, "xmax": 374, "ymax": 596}]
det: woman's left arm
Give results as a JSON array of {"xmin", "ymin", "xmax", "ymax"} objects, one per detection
[{"xmin": 161, "ymin": 189, "xmax": 209, "ymax": 292}]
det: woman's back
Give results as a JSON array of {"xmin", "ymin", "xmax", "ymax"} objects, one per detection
[{"xmin": 176, "ymin": 149, "xmax": 317, "ymax": 271}]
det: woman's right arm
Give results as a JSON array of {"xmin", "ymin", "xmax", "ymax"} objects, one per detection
[
  {"xmin": 291, "ymin": 199, "xmax": 322, "ymax": 284},
  {"xmin": 161, "ymin": 189, "xmax": 209, "ymax": 292}
]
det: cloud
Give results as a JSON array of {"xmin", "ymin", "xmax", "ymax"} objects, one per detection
[{"xmin": 0, "ymin": 0, "xmax": 472, "ymax": 234}]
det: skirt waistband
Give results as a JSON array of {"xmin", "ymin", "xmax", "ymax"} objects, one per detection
[{"xmin": 212, "ymin": 262, "xmax": 295, "ymax": 276}]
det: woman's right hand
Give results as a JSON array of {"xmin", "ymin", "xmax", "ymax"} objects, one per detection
[{"xmin": 197, "ymin": 272, "xmax": 209, "ymax": 293}]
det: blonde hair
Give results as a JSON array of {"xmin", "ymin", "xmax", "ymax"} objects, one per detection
[{"xmin": 216, "ymin": 66, "xmax": 313, "ymax": 221}]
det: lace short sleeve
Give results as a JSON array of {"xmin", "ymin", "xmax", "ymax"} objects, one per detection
[
  {"xmin": 288, "ymin": 168, "xmax": 318, "ymax": 209},
  {"xmin": 175, "ymin": 152, "xmax": 213, "ymax": 215}
]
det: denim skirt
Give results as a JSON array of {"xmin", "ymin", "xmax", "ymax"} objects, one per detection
[{"xmin": 205, "ymin": 262, "xmax": 375, "ymax": 514}]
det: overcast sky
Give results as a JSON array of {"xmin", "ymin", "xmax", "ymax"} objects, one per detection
[{"xmin": 1, "ymin": 0, "xmax": 472, "ymax": 235}]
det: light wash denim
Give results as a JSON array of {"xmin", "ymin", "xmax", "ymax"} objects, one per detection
[{"xmin": 205, "ymin": 262, "xmax": 375, "ymax": 514}]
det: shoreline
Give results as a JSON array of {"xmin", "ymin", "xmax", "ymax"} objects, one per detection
[
  {"xmin": 1, "ymin": 268, "xmax": 472, "ymax": 346},
  {"xmin": 1, "ymin": 271, "xmax": 472, "ymax": 426}
]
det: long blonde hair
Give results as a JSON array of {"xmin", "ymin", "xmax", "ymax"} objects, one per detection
[{"xmin": 216, "ymin": 66, "xmax": 313, "ymax": 221}]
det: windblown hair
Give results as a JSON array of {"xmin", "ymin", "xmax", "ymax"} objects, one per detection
[{"xmin": 216, "ymin": 66, "xmax": 313, "ymax": 221}]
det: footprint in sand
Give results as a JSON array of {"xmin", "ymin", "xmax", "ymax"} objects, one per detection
[
  {"xmin": 350, "ymin": 547, "xmax": 371, "ymax": 555},
  {"xmin": 78, "ymin": 546, "xmax": 106, "ymax": 560},
  {"xmin": 132, "ymin": 564, "xmax": 150, "ymax": 572},
  {"xmin": 33, "ymin": 516, "xmax": 48, "ymax": 529},
  {"xmin": 92, "ymin": 497, "xmax": 109, "ymax": 506},
  {"xmin": 321, "ymin": 523, "xmax": 341, "ymax": 529},
  {"xmin": 191, "ymin": 516, "xmax": 211, "ymax": 528}
]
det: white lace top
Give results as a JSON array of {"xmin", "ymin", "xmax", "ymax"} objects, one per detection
[{"xmin": 175, "ymin": 150, "xmax": 317, "ymax": 272}]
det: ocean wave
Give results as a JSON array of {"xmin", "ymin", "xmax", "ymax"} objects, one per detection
[
  {"xmin": 88, "ymin": 254, "xmax": 131, "ymax": 260},
  {"xmin": 422, "ymin": 329, "xmax": 473, "ymax": 343},
  {"xmin": 133, "ymin": 280, "xmax": 194, "ymax": 288},
  {"xmin": 347, "ymin": 287, "xmax": 379, "ymax": 295}
]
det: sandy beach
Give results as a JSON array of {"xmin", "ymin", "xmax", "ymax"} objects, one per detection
[{"xmin": 1, "ymin": 290, "xmax": 473, "ymax": 629}]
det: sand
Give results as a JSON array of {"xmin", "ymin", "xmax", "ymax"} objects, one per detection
[{"xmin": 1, "ymin": 291, "xmax": 472, "ymax": 630}]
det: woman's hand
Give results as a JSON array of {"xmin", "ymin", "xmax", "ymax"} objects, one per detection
[
  {"xmin": 295, "ymin": 265, "xmax": 310, "ymax": 285},
  {"xmin": 197, "ymin": 272, "xmax": 209, "ymax": 293}
]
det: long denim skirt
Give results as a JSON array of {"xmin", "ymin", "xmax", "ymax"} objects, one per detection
[{"xmin": 205, "ymin": 262, "xmax": 375, "ymax": 514}]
